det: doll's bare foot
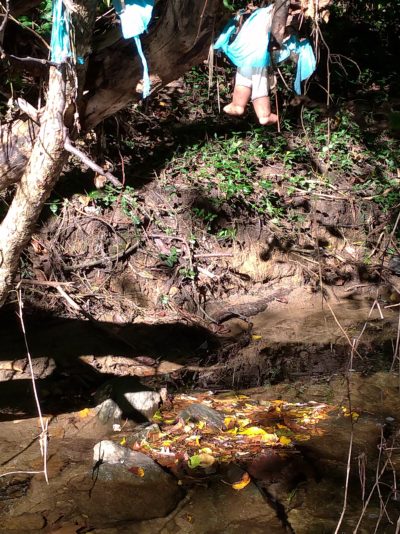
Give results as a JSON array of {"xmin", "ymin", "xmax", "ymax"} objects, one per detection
[
  {"xmin": 224, "ymin": 85, "xmax": 251, "ymax": 116},
  {"xmin": 223, "ymin": 103, "xmax": 246, "ymax": 116},
  {"xmin": 259, "ymin": 113, "xmax": 278, "ymax": 126}
]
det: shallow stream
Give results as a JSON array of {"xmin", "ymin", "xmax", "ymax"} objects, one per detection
[{"xmin": 0, "ymin": 294, "xmax": 399, "ymax": 533}]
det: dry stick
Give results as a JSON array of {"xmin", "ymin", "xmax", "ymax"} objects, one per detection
[
  {"xmin": 353, "ymin": 453, "xmax": 391, "ymax": 533},
  {"xmin": 1, "ymin": 52, "xmax": 59, "ymax": 68},
  {"xmin": 0, "ymin": 0, "xmax": 9, "ymax": 45},
  {"xmin": 0, "ymin": 290, "xmax": 50, "ymax": 483},
  {"xmin": 334, "ymin": 338, "xmax": 356, "ymax": 534},
  {"xmin": 194, "ymin": 252, "xmax": 233, "ymax": 258},
  {"xmin": 63, "ymin": 240, "xmax": 140, "ymax": 271},
  {"xmin": 64, "ymin": 135, "xmax": 123, "ymax": 188},
  {"xmin": 331, "ymin": 297, "xmax": 384, "ymax": 533},
  {"xmin": 395, "ymin": 514, "xmax": 400, "ymax": 534},
  {"xmin": 373, "ymin": 430, "xmax": 394, "ymax": 532},
  {"xmin": 18, "ymin": 279, "xmax": 72, "ymax": 287},
  {"xmin": 391, "ymin": 308, "xmax": 400, "ymax": 394},
  {"xmin": 274, "ymin": 88, "xmax": 281, "ymax": 133},
  {"xmin": 193, "ymin": 0, "xmax": 209, "ymax": 45},
  {"xmin": 325, "ymin": 301, "xmax": 363, "ymax": 359}
]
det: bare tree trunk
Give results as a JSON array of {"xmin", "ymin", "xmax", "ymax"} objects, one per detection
[
  {"xmin": 0, "ymin": 0, "xmax": 98, "ymax": 306},
  {"xmin": 0, "ymin": 67, "xmax": 67, "ymax": 306}
]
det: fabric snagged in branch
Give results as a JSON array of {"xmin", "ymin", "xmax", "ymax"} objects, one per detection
[
  {"xmin": 112, "ymin": 0, "xmax": 154, "ymax": 98},
  {"xmin": 214, "ymin": 6, "xmax": 316, "ymax": 94},
  {"xmin": 50, "ymin": 0, "xmax": 71, "ymax": 63}
]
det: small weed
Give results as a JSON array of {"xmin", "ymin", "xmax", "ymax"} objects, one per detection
[
  {"xmin": 160, "ymin": 246, "xmax": 180, "ymax": 268},
  {"xmin": 179, "ymin": 267, "xmax": 196, "ymax": 280},
  {"xmin": 217, "ymin": 227, "xmax": 237, "ymax": 241},
  {"xmin": 88, "ymin": 185, "xmax": 141, "ymax": 223},
  {"xmin": 160, "ymin": 294, "xmax": 169, "ymax": 306},
  {"xmin": 192, "ymin": 208, "xmax": 218, "ymax": 227}
]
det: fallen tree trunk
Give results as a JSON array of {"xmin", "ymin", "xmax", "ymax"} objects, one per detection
[
  {"xmin": 0, "ymin": 0, "xmax": 221, "ymax": 186},
  {"xmin": 83, "ymin": 0, "xmax": 221, "ymax": 129}
]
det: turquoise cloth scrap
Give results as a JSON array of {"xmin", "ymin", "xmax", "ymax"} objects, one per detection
[
  {"xmin": 294, "ymin": 39, "xmax": 316, "ymax": 94},
  {"xmin": 113, "ymin": 0, "xmax": 155, "ymax": 98},
  {"xmin": 214, "ymin": 8, "xmax": 316, "ymax": 95},
  {"xmin": 50, "ymin": 0, "xmax": 71, "ymax": 63},
  {"xmin": 214, "ymin": 6, "xmax": 273, "ymax": 69}
]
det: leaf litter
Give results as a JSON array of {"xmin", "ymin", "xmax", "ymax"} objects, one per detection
[{"xmin": 126, "ymin": 392, "xmax": 336, "ymax": 473}]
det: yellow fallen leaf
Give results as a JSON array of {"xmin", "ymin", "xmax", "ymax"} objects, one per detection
[
  {"xmin": 200, "ymin": 447, "xmax": 213, "ymax": 454},
  {"xmin": 188, "ymin": 453, "xmax": 215, "ymax": 468},
  {"xmin": 120, "ymin": 437, "xmax": 127, "ymax": 446},
  {"xmin": 279, "ymin": 436, "xmax": 292, "ymax": 446},
  {"xmin": 239, "ymin": 426, "xmax": 267, "ymax": 437},
  {"xmin": 261, "ymin": 432, "xmax": 279, "ymax": 444},
  {"xmin": 236, "ymin": 418, "xmax": 251, "ymax": 428},
  {"xmin": 197, "ymin": 421, "xmax": 206, "ymax": 430},
  {"xmin": 224, "ymin": 416, "xmax": 235, "ymax": 428},
  {"xmin": 129, "ymin": 466, "xmax": 145, "ymax": 477},
  {"xmin": 252, "ymin": 335, "xmax": 262, "ymax": 341},
  {"xmin": 232, "ymin": 472, "xmax": 251, "ymax": 490},
  {"xmin": 78, "ymin": 408, "xmax": 90, "ymax": 418},
  {"xmin": 352, "ymin": 412, "xmax": 360, "ymax": 422}
]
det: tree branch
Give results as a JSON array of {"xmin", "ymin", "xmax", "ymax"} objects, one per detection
[{"xmin": 64, "ymin": 134, "xmax": 123, "ymax": 188}]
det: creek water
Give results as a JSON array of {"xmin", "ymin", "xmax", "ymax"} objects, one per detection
[{"xmin": 0, "ymin": 294, "xmax": 399, "ymax": 533}]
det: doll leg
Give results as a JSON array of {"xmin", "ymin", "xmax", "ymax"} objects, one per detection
[
  {"xmin": 251, "ymin": 68, "xmax": 277, "ymax": 125},
  {"xmin": 252, "ymin": 97, "xmax": 277, "ymax": 125},
  {"xmin": 223, "ymin": 69, "xmax": 252, "ymax": 116}
]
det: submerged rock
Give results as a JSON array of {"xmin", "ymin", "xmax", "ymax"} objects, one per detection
[{"xmin": 179, "ymin": 403, "xmax": 225, "ymax": 430}]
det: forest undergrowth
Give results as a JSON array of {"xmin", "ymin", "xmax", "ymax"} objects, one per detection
[{"xmin": 11, "ymin": 54, "xmax": 399, "ymax": 330}]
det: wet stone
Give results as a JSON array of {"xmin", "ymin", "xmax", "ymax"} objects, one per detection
[
  {"xmin": 179, "ymin": 403, "xmax": 225, "ymax": 430},
  {"xmin": 81, "ymin": 440, "xmax": 183, "ymax": 526}
]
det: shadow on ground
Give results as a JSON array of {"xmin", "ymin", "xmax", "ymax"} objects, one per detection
[{"xmin": 0, "ymin": 306, "xmax": 219, "ymax": 420}]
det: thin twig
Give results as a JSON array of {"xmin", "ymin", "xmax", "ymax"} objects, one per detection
[
  {"xmin": 0, "ymin": 0, "xmax": 9, "ymax": 45},
  {"xmin": 11, "ymin": 290, "xmax": 49, "ymax": 484},
  {"xmin": 63, "ymin": 240, "xmax": 140, "ymax": 272},
  {"xmin": 193, "ymin": 0, "xmax": 209, "ymax": 45},
  {"xmin": 18, "ymin": 279, "xmax": 72, "ymax": 287},
  {"xmin": 194, "ymin": 252, "xmax": 233, "ymax": 258},
  {"xmin": 1, "ymin": 52, "xmax": 58, "ymax": 68},
  {"xmin": 64, "ymin": 134, "xmax": 123, "ymax": 188},
  {"xmin": 334, "ymin": 339, "xmax": 356, "ymax": 534}
]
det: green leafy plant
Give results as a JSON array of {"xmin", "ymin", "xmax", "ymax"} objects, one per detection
[
  {"xmin": 160, "ymin": 246, "xmax": 180, "ymax": 268},
  {"xmin": 88, "ymin": 185, "xmax": 140, "ymax": 223}
]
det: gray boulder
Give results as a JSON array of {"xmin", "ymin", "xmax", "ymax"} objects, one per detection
[
  {"xmin": 76, "ymin": 440, "xmax": 183, "ymax": 526},
  {"xmin": 95, "ymin": 377, "xmax": 161, "ymax": 422}
]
